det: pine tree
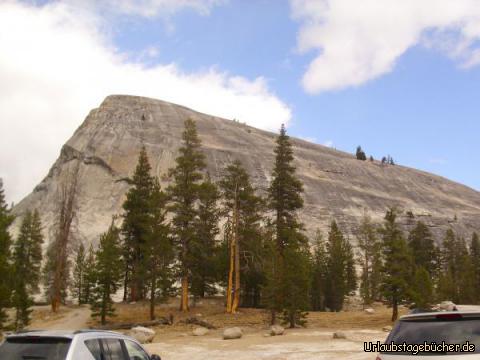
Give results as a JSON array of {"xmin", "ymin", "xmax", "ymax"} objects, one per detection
[
  {"xmin": 11, "ymin": 210, "xmax": 44, "ymax": 330},
  {"xmin": 191, "ymin": 175, "xmax": 220, "ymax": 300},
  {"xmin": 167, "ymin": 119, "xmax": 206, "ymax": 312},
  {"xmin": 72, "ymin": 243, "xmax": 86, "ymax": 305},
  {"xmin": 0, "ymin": 179, "xmax": 14, "ymax": 329},
  {"xmin": 310, "ymin": 230, "xmax": 328, "ymax": 311},
  {"xmin": 408, "ymin": 221, "xmax": 438, "ymax": 277},
  {"xmin": 219, "ymin": 160, "xmax": 265, "ymax": 311},
  {"xmin": 379, "ymin": 209, "xmax": 413, "ymax": 321},
  {"xmin": 357, "ymin": 214, "xmax": 382, "ymax": 305},
  {"xmin": 267, "ymin": 124, "xmax": 308, "ymax": 327},
  {"xmin": 146, "ymin": 180, "xmax": 174, "ymax": 320},
  {"xmin": 82, "ymin": 244, "xmax": 96, "ymax": 304},
  {"xmin": 356, "ymin": 146, "xmax": 367, "ymax": 161},
  {"xmin": 470, "ymin": 233, "xmax": 480, "ymax": 302},
  {"xmin": 325, "ymin": 220, "xmax": 356, "ymax": 312},
  {"xmin": 122, "ymin": 146, "xmax": 156, "ymax": 302},
  {"xmin": 91, "ymin": 222, "xmax": 123, "ymax": 325},
  {"xmin": 411, "ymin": 267, "xmax": 433, "ymax": 309}
]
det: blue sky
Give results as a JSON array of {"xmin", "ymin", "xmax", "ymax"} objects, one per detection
[
  {"xmin": 113, "ymin": 0, "xmax": 480, "ymax": 189},
  {"xmin": 1, "ymin": 0, "xmax": 480, "ymax": 202}
]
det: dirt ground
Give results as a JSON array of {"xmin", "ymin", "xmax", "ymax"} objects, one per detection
[{"xmin": 22, "ymin": 299, "xmax": 404, "ymax": 360}]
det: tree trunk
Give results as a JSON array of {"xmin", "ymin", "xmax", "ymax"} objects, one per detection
[
  {"xmin": 150, "ymin": 276, "xmax": 156, "ymax": 320},
  {"xmin": 232, "ymin": 233, "xmax": 241, "ymax": 313},
  {"xmin": 226, "ymin": 235, "xmax": 235, "ymax": 313},
  {"xmin": 270, "ymin": 309, "xmax": 276, "ymax": 325},
  {"xmin": 392, "ymin": 297, "xmax": 398, "ymax": 322},
  {"xmin": 180, "ymin": 276, "xmax": 189, "ymax": 312}
]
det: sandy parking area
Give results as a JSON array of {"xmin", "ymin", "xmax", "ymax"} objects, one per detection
[{"xmin": 145, "ymin": 328, "xmax": 386, "ymax": 360}]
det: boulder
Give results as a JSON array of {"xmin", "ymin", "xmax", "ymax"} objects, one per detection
[
  {"xmin": 364, "ymin": 308, "xmax": 375, "ymax": 314},
  {"xmin": 192, "ymin": 327, "xmax": 209, "ymax": 336},
  {"xmin": 270, "ymin": 325, "xmax": 285, "ymax": 336},
  {"xmin": 333, "ymin": 331, "xmax": 346, "ymax": 339},
  {"xmin": 223, "ymin": 327, "xmax": 243, "ymax": 340},
  {"xmin": 130, "ymin": 326, "xmax": 155, "ymax": 344},
  {"xmin": 383, "ymin": 326, "xmax": 393, "ymax": 332},
  {"xmin": 439, "ymin": 301, "xmax": 457, "ymax": 311}
]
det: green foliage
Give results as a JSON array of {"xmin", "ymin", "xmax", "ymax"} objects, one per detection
[
  {"xmin": 0, "ymin": 180, "xmax": 14, "ymax": 329},
  {"xmin": 357, "ymin": 214, "xmax": 382, "ymax": 305},
  {"xmin": 167, "ymin": 119, "xmax": 206, "ymax": 309},
  {"xmin": 191, "ymin": 176, "xmax": 220, "ymax": 298},
  {"xmin": 219, "ymin": 160, "xmax": 266, "ymax": 307},
  {"xmin": 470, "ymin": 233, "xmax": 480, "ymax": 301},
  {"xmin": 146, "ymin": 179, "xmax": 174, "ymax": 319},
  {"xmin": 437, "ymin": 229, "xmax": 476, "ymax": 303},
  {"xmin": 411, "ymin": 267, "xmax": 433, "ymax": 309},
  {"xmin": 280, "ymin": 243, "xmax": 311, "ymax": 328},
  {"xmin": 408, "ymin": 221, "xmax": 438, "ymax": 277},
  {"xmin": 356, "ymin": 146, "xmax": 367, "ymax": 161},
  {"xmin": 72, "ymin": 243, "xmax": 86, "ymax": 304},
  {"xmin": 379, "ymin": 208, "xmax": 413, "ymax": 321},
  {"xmin": 310, "ymin": 230, "xmax": 328, "ymax": 311},
  {"xmin": 324, "ymin": 221, "xmax": 356, "ymax": 312},
  {"xmin": 90, "ymin": 222, "xmax": 123, "ymax": 325},
  {"xmin": 12, "ymin": 210, "xmax": 44, "ymax": 330},
  {"xmin": 122, "ymin": 146, "xmax": 156, "ymax": 301},
  {"xmin": 266, "ymin": 124, "xmax": 308, "ymax": 327},
  {"xmin": 82, "ymin": 244, "xmax": 96, "ymax": 304}
]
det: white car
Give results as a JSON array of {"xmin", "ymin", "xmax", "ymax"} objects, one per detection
[
  {"xmin": 0, "ymin": 329, "xmax": 162, "ymax": 360},
  {"xmin": 376, "ymin": 311, "xmax": 480, "ymax": 359}
]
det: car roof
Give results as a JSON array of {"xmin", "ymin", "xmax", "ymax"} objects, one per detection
[
  {"xmin": 400, "ymin": 311, "xmax": 480, "ymax": 321},
  {"xmin": 6, "ymin": 329, "xmax": 130, "ymax": 340}
]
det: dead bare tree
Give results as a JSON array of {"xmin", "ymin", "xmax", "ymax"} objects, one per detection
[{"xmin": 44, "ymin": 162, "xmax": 81, "ymax": 312}]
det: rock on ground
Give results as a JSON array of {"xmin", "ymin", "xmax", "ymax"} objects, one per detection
[
  {"xmin": 333, "ymin": 331, "xmax": 347, "ymax": 339},
  {"xmin": 383, "ymin": 326, "xmax": 393, "ymax": 332},
  {"xmin": 364, "ymin": 308, "xmax": 375, "ymax": 315},
  {"xmin": 130, "ymin": 326, "xmax": 155, "ymax": 344},
  {"xmin": 270, "ymin": 325, "xmax": 285, "ymax": 336},
  {"xmin": 439, "ymin": 301, "xmax": 457, "ymax": 311},
  {"xmin": 223, "ymin": 327, "xmax": 243, "ymax": 340},
  {"xmin": 192, "ymin": 327, "xmax": 209, "ymax": 336}
]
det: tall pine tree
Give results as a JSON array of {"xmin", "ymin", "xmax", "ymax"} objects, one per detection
[
  {"xmin": 146, "ymin": 180, "xmax": 174, "ymax": 320},
  {"xmin": 470, "ymin": 233, "xmax": 480, "ymax": 302},
  {"xmin": 219, "ymin": 160, "xmax": 265, "ymax": 311},
  {"xmin": 310, "ymin": 230, "xmax": 328, "ymax": 311},
  {"xmin": 191, "ymin": 175, "xmax": 220, "ymax": 300},
  {"xmin": 72, "ymin": 243, "xmax": 86, "ymax": 305},
  {"xmin": 91, "ymin": 221, "xmax": 123, "ymax": 325},
  {"xmin": 379, "ymin": 209, "xmax": 413, "ymax": 321},
  {"xmin": 122, "ymin": 146, "xmax": 156, "ymax": 301},
  {"xmin": 325, "ymin": 220, "xmax": 357, "ymax": 312},
  {"xmin": 167, "ymin": 119, "xmax": 206, "ymax": 312},
  {"xmin": 266, "ymin": 124, "xmax": 309, "ymax": 327},
  {"xmin": 0, "ymin": 180, "xmax": 14, "ymax": 329},
  {"xmin": 12, "ymin": 210, "xmax": 44, "ymax": 330},
  {"xmin": 357, "ymin": 214, "xmax": 382, "ymax": 305},
  {"xmin": 408, "ymin": 221, "xmax": 438, "ymax": 277}
]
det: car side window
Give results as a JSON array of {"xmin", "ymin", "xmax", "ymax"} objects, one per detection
[
  {"xmin": 85, "ymin": 339, "xmax": 102, "ymax": 360},
  {"xmin": 102, "ymin": 338, "xmax": 127, "ymax": 360},
  {"xmin": 124, "ymin": 340, "xmax": 150, "ymax": 360}
]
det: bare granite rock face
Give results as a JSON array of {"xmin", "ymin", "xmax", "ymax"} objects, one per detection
[{"xmin": 12, "ymin": 95, "xmax": 480, "ymax": 247}]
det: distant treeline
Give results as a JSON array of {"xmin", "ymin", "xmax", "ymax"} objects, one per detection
[{"xmin": 0, "ymin": 121, "xmax": 478, "ymax": 331}]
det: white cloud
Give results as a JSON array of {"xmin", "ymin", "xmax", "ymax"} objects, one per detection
[
  {"xmin": 100, "ymin": 0, "xmax": 225, "ymax": 17},
  {"xmin": 291, "ymin": 0, "xmax": 480, "ymax": 93},
  {"xmin": 0, "ymin": 0, "xmax": 291, "ymax": 204}
]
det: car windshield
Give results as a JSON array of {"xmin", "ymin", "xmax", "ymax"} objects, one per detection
[
  {"xmin": 384, "ymin": 318, "xmax": 480, "ymax": 355},
  {"xmin": 0, "ymin": 336, "xmax": 71, "ymax": 360}
]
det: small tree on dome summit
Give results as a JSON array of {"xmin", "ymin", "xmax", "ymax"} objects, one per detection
[{"xmin": 356, "ymin": 146, "xmax": 367, "ymax": 161}]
